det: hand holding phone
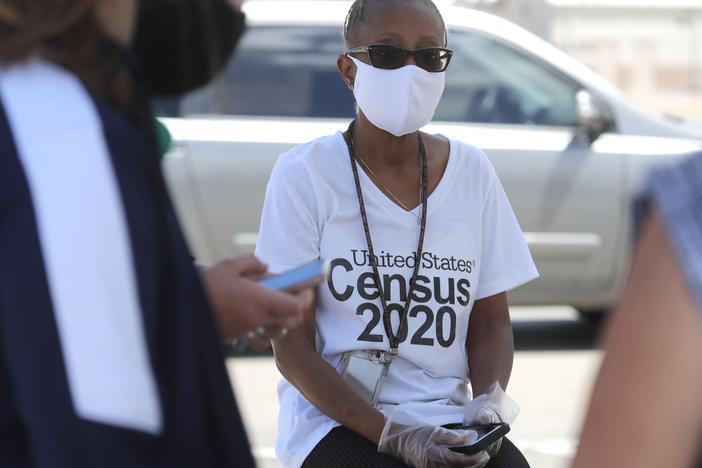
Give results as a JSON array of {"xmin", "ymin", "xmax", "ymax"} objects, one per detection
[
  {"xmin": 448, "ymin": 422, "xmax": 510, "ymax": 454},
  {"xmin": 203, "ymin": 255, "xmax": 314, "ymax": 342}
]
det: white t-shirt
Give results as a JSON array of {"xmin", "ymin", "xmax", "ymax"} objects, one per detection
[{"xmin": 255, "ymin": 131, "xmax": 538, "ymax": 468}]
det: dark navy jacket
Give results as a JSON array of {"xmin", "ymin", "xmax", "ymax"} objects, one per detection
[{"xmin": 0, "ymin": 66, "xmax": 255, "ymax": 467}]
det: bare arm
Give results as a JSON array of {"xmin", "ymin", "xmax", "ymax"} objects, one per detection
[
  {"xmin": 572, "ymin": 211, "xmax": 702, "ymax": 468},
  {"xmin": 467, "ymin": 291, "xmax": 514, "ymax": 396},
  {"xmin": 271, "ymin": 298, "xmax": 386, "ymax": 445}
]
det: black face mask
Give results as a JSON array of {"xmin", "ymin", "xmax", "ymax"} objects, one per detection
[{"xmin": 133, "ymin": 0, "xmax": 246, "ymax": 97}]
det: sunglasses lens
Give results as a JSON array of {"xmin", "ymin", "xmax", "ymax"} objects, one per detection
[
  {"xmin": 368, "ymin": 45, "xmax": 407, "ymax": 69},
  {"xmin": 362, "ymin": 46, "xmax": 452, "ymax": 72},
  {"xmin": 416, "ymin": 49, "xmax": 450, "ymax": 72}
]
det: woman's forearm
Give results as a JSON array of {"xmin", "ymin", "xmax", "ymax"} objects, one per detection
[
  {"xmin": 467, "ymin": 292, "xmax": 514, "ymax": 396},
  {"xmin": 273, "ymin": 336, "xmax": 386, "ymax": 444},
  {"xmin": 468, "ymin": 326, "xmax": 513, "ymax": 396}
]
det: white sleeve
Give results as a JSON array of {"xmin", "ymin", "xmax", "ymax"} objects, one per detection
[
  {"xmin": 255, "ymin": 153, "xmax": 321, "ymax": 274},
  {"xmin": 475, "ymin": 160, "xmax": 538, "ymax": 300}
]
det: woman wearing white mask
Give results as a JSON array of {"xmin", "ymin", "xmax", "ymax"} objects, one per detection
[{"xmin": 255, "ymin": 0, "xmax": 538, "ymax": 467}]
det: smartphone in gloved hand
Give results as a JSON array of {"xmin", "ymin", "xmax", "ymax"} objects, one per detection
[{"xmin": 448, "ymin": 422, "xmax": 510, "ymax": 455}]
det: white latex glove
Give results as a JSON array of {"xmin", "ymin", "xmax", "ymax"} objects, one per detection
[
  {"xmin": 465, "ymin": 382, "xmax": 520, "ymax": 426},
  {"xmin": 378, "ymin": 415, "xmax": 490, "ymax": 468},
  {"xmin": 464, "ymin": 382, "xmax": 520, "ymax": 459}
]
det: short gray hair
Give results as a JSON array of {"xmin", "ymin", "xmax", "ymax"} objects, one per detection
[{"xmin": 343, "ymin": 0, "xmax": 447, "ymax": 48}]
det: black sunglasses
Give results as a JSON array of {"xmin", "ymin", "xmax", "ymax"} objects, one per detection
[{"xmin": 346, "ymin": 44, "xmax": 453, "ymax": 73}]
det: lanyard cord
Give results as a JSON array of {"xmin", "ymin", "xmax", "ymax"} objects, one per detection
[{"xmin": 343, "ymin": 121, "xmax": 428, "ymax": 355}]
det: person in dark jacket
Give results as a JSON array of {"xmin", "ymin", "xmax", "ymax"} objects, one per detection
[{"xmin": 0, "ymin": 0, "xmax": 310, "ymax": 466}]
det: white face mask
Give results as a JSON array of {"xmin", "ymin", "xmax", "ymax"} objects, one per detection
[{"xmin": 349, "ymin": 56, "xmax": 445, "ymax": 137}]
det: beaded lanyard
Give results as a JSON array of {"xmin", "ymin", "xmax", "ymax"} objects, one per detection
[{"xmin": 343, "ymin": 121, "xmax": 428, "ymax": 355}]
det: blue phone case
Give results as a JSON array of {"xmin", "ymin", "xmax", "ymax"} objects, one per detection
[{"xmin": 258, "ymin": 260, "xmax": 325, "ymax": 291}]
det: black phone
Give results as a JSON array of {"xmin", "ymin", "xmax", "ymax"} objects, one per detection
[
  {"xmin": 448, "ymin": 422, "xmax": 510, "ymax": 455},
  {"xmin": 258, "ymin": 260, "xmax": 328, "ymax": 292}
]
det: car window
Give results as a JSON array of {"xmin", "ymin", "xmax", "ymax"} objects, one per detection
[
  {"xmin": 177, "ymin": 26, "xmax": 356, "ymax": 118},
  {"xmin": 436, "ymin": 31, "xmax": 579, "ymax": 126},
  {"xmin": 161, "ymin": 25, "xmax": 578, "ymax": 127}
]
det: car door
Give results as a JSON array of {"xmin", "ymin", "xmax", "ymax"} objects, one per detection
[{"xmin": 428, "ymin": 30, "xmax": 627, "ymax": 307}]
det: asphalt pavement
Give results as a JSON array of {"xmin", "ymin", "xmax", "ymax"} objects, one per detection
[{"xmin": 226, "ymin": 306, "xmax": 606, "ymax": 468}]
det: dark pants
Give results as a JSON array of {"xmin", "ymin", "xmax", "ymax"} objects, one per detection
[{"xmin": 303, "ymin": 426, "xmax": 530, "ymax": 468}]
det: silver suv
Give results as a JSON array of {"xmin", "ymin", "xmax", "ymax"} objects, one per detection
[{"xmin": 160, "ymin": 1, "xmax": 702, "ymax": 313}]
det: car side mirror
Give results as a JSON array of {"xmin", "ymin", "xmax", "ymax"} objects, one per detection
[{"xmin": 575, "ymin": 89, "xmax": 614, "ymax": 143}]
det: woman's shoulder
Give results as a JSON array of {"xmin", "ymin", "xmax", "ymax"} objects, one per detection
[
  {"xmin": 434, "ymin": 134, "xmax": 495, "ymax": 177},
  {"xmin": 272, "ymin": 131, "xmax": 346, "ymax": 179},
  {"xmin": 639, "ymin": 152, "xmax": 702, "ymax": 309},
  {"xmin": 648, "ymin": 151, "xmax": 702, "ymax": 194},
  {"xmin": 638, "ymin": 152, "xmax": 702, "ymax": 227},
  {"xmin": 278, "ymin": 131, "xmax": 346, "ymax": 164}
]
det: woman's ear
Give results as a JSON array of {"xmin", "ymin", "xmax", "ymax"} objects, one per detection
[{"xmin": 337, "ymin": 55, "xmax": 356, "ymax": 91}]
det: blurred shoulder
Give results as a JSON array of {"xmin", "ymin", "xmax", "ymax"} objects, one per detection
[{"xmin": 640, "ymin": 152, "xmax": 702, "ymax": 309}]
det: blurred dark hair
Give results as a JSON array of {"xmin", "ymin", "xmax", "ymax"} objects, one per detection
[{"xmin": 0, "ymin": 0, "xmax": 136, "ymax": 119}]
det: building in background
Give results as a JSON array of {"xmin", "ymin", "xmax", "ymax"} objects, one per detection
[{"xmin": 460, "ymin": 0, "xmax": 702, "ymax": 122}]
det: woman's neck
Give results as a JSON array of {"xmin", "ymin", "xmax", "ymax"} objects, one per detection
[{"xmin": 352, "ymin": 114, "xmax": 419, "ymax": 168}]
